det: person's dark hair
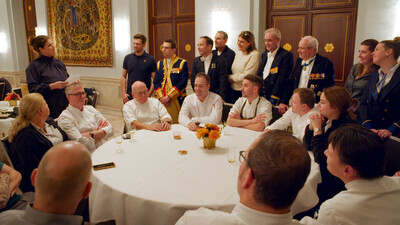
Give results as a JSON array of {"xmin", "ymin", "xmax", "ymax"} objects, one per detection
[
  {"xmin": 244, "ymin": 74, "xmax": 263, "ymax": 90},
  {"xmin": 248, "ymin": 130, "xmax": 310, "ymax": 209},
  {"xmin": 195, "ymin": 72, "xmax": 210, "ymax": 84},
  {"xmin": 293, "ymin": 88, "xmax": 315, "ymax": 109},
  {"xmin": 380, "ymin": 36, "xmax": 400, "ymax": 60},
  {"xmin": 323, "ymin": 86, "xmax": 358, "ymax": 120},
  {"xmin": 133, "ymin": 33, "xmax": 147, "ymax": 44},
  {"xmin": 200, "ymin": 36, "xmax": 213, "ymax": 48},
  {"xmin": 238, "ymin": 31, "xmax": 257, "ymax": 53},
  {"xmin": 30, "ymin": 35, "xmax": 51, "ymax": 54},
  {"xmin": 217, "ymin": 31, "xmax": 228, "ymax": 40},
  {"xmin": 329, "ymin": 124, "xmax": 385, "ymax": 179},
  {"xmin": 356, "ymin": 39, "xmax": 379, "ymax": 76},
  {"xmin": 164, "ymin": 39, "xmax": 177, "ymax": 49}
]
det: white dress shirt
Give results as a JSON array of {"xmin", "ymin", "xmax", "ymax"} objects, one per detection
[
  {"xmin": 230, "ymin": 96, "xmax": 272, "ymax": 126},
  {"xmin": 299, "ymin": 56, "xmax": 316, "ymax": 88},
  {"xmin": 178, "ymin": 92, "xmax": 223, "ymax": 126},
  {"xmin": 265, "ymin": 106, "xmax": 318, "ymax": 141},
  {"xmin": 379, "ymin": 62, "xmax": 399, "ymax": 87},
  {"xmin": 301, "ymin": 176, "xmax": 400, "ymax": 225},
  {"xmin": 123, "ymin": 98, "xmax": 171, "ymax": 130},
  {"xmin": 262, "ymin": 48, "xmax": 278, "ymax": 80},
  {"xmin": 201, "ymin": 53, "xmax": 213, "ymax": 75},
  {"xmin": 31, "ymin": 122, "xmax": 64, "ymax": 146},
  {"xmin": 58, "ymin": 105, "xmax": 114, "ymax": 152},
  {"xmin": 176, "ymin": 202, "xmax": 303, "ymax": 225}
]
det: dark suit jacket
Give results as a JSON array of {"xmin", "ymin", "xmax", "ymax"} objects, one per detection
[
  {"xmin": 213, "ymin": 46, "xmax": 235, "ymax": 75},
  {"xmin": 359, "ymin": 66, "xmax": 400, "ymax": 136},
  {"xmin": 257, "ymin": 47, "xmax": 294, "ymax": 105},
  {"xmin": 191, "ymin": 53, "xmax": 228, "ymax": 100},
  {"xmin": 10, "ymin": 118, "xmax": 68, "ymax": 192},
  {"xmin": 282, "ymin": 53, "xmax": 335, "ymax": 104}
]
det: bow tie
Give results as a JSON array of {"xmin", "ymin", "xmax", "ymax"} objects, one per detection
[{"xmin": 200, "ymin": 57, "xmax": 206, "ymax": 62}]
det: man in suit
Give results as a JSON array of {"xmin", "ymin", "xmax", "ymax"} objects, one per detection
[
  {"xmin": 257, "ymin": 28, "xmax": 294, "ymax": 114},
  {"xmin": 282, "ymin": 36, "xmax": 335, "ymax": 107},
  {"xmin": 191, "ymin": 36, "xmax": 228, "ymax": 101},
  {"xmin": 212, "ymin": 31, "xmax": 235, "ymax": 75},
  {"xmin": 153, "ymin": 39, "xmax": 189, "ymax": 123}
]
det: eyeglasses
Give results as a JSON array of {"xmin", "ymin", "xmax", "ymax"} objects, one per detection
[
  {"xmin": 68, "ymin": 92, "xmax": 86, "ymax": 97},
  {"xmin": 239, "ymin": 151, "xmax": 255, "ymax": 178}
]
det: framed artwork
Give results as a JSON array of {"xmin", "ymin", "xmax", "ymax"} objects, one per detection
[{"xmin": 47, "ymin": 0, "xmax": 113, "ymax": 67}]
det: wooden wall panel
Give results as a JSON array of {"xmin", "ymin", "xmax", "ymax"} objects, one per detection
[
  {"xmin": 23, "ymin": 0, "xmax": 37, "ymax": 62},
  {"xmin": 177, "ymin": 0, "xmax": 194, "ymax": 16},
  {"xmin": 313, "ymin": 12, "xmax": 352, "ymax": 83},
  {"xmin": 271, "ymin": 0, "xmax": 307, "ymax": 11},
  {"xmin": 151, "ymin": 0, "xmax": 172, "ymax": 19},
  {"xmin": 152, "ymin": 24, "xmax": 172, "ymax": 61},
  {"xmin": 272, "ymin": 15, "xmax": 307, "ymax": 60},
  {"xmin": 313, "ymin": 0, "xmax": 355, "ymax": 9},
  {"xmin": 177, "ymin": 22, "xmax": 195, "ymax": 73}
]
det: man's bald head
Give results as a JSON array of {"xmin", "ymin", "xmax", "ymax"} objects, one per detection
[
  {"xmin": 131, "ymin": 81, "xmax": 149, "ymax": 104},
  {"xmin": 34, "ymin": 141, "xmax": 92, "ymax": 203}
]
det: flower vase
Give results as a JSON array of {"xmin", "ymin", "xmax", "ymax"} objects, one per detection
[
  {"xmin": 203, "ymin": 137, "xmax": 216, "ymax": 149},
  {"xmin": 9, "ymin": 100, "xmax": 17, "ymax": 107}
]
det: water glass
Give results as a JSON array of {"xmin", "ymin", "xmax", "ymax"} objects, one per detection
[{"xmin": 114, "ymin": 135, "xmax": 123, "ymax": 153}]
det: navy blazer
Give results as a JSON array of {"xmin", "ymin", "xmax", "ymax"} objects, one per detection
[
  {"xmin": 212, "ymin": 45, "xmax": 235, "ymax": 75},
  {"xmin": 359, "ymin": 65, "xmax": 400, "ymax": 136},
  {"xmin": 257, "ymin": 47, "xmax": 294, "ymax": 105},
  {"xmin": 191, "ymin": 53, "xmax": 228, "ymax": 100},
  {"xmin": 282, "ymin": 53, "xmax": 335, "ymax": 104},
  {"xmin": 10, "ymin": 118, "xmax": 68, "ymax": 192}
]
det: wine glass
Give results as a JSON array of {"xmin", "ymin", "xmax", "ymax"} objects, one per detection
[
  {"xmin": 114, "ymin": 135, "xmax": 123, "ymax": 153},
  {"xmin": 129, "ymin": 127, "xmax": 136, "ymax": 143}
]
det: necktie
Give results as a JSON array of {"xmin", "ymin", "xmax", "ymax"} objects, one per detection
[{"xmin": 372, "ymin": 74, "xmax": 386, "ymax": 100}]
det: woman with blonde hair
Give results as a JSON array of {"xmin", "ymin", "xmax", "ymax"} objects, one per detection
[
  {"xmin": 303, "ymin": 86, "xmax": 357, "ymax": 212},
  {"xmin": 8, "ymin": 93, "xmax": 68, "ymax": 192},
  {"xmin": 227, "ymin": 31, "xmax": 260, "ymax": 103}
]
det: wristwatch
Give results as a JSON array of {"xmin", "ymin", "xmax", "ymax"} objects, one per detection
[
  {"xmin": 313, "ymin": 127, "xmax": 321, "ymax": 133},
  {"xmin": 90, "ymin": 131, "xmax": 94, "ymax": 138}
]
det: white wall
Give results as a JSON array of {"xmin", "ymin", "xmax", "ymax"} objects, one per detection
[
  {"xmin": 354, "ymin": 0, "xmax": 400, "ymax": 63},
  {"xmin": 0, "ymin": 0, "xmax": 29, "ymax": 71},
  {"xmin": 195, "ymin": 0, "xmax": 266, "ymax": 56}
]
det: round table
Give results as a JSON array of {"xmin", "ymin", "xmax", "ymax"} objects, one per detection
[{"xmin": 89, "ymin": 125, "xmax": 321, "ymax": 225}]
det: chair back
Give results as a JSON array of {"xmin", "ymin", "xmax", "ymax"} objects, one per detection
[
  {"xmin": 0, "ymin": 136, "xmax": 13, "ymax": 167},
  {"xmin": 270, "ymin": 106, "xmax": 282, "ymax": 124},
  {"xmin": 222, "ymin": 103, "xmax": 233, "ymax": 123},
  {"xmin": 384, "ymin": 136, "xmax": 400, "ymax": 176},
  {"xmin": 20, "ymin": 83, "xmax": 29, "ymax": 97},
  {"xmin": 0, "ymin": 82, "xmax": 5, "ymax": 100}
]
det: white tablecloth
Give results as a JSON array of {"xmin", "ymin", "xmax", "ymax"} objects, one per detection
[
  {"xmin": 0, "ymin": 102, "xmax": 16, "ymax": 137},
  {"xmin": 89, "ymin": 125, "xmax": 321, "ymax": 225}
]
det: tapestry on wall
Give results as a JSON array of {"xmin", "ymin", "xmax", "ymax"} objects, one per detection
[{"xmin": 47, "ymin": 0, "xmax": 113, "ymax": 67}]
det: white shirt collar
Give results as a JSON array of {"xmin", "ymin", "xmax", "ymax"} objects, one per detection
[
  {"xmin": 301, "ymin": 55, "xmax": 316, "ymax": 66},
  {"xmin": 200, "ymin": 53, "xmax": 212, "ymax": 62},
  {"xmin": 267, "ymin": 48, "xmax": 278, "ymax": 58}
]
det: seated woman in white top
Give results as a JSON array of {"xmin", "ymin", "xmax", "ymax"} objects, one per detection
[{"xmin": 227, "ymin": 31, "xmax": 261, "ymax": 104}]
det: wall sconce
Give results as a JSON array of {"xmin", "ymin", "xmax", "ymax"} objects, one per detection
[
  {"xmin": 114, "ymin": 17, "xmax": 130, "ymax": 52},
  {"xmin": 0, "ymin": 32, "xmax": 8, "ymax": 53}
]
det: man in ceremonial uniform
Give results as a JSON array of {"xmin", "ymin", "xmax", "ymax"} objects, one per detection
[
  {"xmin": 153, "ymin": 39, "xmax": 189, "ymax": 123},
  {"xmin": 191, "ymin": 36, "xmax": 228, "ymax": 101},
  {"xmin": 257, "ymin": 28, "xmax": 294, "ymax": 114},
  {"xmin": 282, "ymin": 36, "xmax": 335, "ymax": 106}
]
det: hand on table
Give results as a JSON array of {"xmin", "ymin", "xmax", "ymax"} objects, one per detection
[{"xmin": 188, "ymin": 122, "xmax": 199, "ymax": 131}]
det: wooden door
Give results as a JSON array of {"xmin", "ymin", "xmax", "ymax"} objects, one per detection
[
  {"xmin": 23, "ymin": 0, "xmax": 38, "ymax": 62},
  {"xmin": 267, "ymin": 0, "xmax": 358, "ymax": 86},
  {"xmin": 148, "ymin": 0, "xmax": 195, "ymax": 77}
]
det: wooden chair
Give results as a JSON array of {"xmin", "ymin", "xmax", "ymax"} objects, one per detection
[
  {"xmin": 384, "ymin": 136, "xmax": 400, "ymax": 176},
  {"xmin": 0, "ymin": 82, "xmax": 5, "ymax": 100},
  {"xmin": 0, "ymin": 136, "xmax": 13, "ymax": 167},
  {"xmin": 20, "ymin": 83, "xmax": 29, "ymax": 97}
]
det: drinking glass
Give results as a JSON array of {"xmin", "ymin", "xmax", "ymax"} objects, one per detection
[
  {"xmin": 129, "ymin": 127, "xmax": 136, "ymax": 143},
  {"xmin": 223, "ymin": 126, "xmax": 231, "ymax": 136},
  {"xmin": 114, "ymin": 135, "xmax": 123, "ymax": 153},
  {"xmin": 227, "ymin": 145, "xmax": 239, "ymax": 164},
  {"xmin": 173, "ymin": 130, "xmax": 181, "ymax": 140}
]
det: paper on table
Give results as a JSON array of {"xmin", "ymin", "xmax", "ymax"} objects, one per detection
[{"xmin": 66, "ymin": 74, "xmax": 81, "ymax": 84}]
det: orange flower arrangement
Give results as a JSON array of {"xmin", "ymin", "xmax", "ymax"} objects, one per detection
[
  {"xmin": 196, "ymin": 124, "xmax": 221, "ymax": 141},
  {"xmin": 4, "ymin": 92, "xmax": 20, "ymax": 101}
]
